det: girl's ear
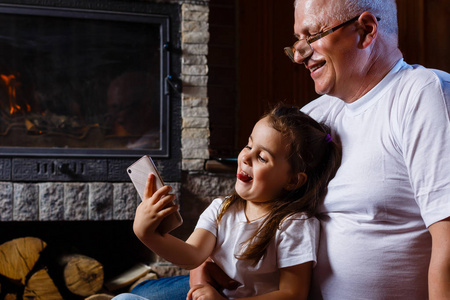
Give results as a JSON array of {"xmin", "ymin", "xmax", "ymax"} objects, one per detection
[{"xmin": 285, "ymin": 172, "xmax": 307, "ymax": 191}]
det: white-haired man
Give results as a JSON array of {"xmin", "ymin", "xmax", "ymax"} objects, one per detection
[{"xmin": 286, "ymin": 0, "xmax": 449, "ymax": 299}]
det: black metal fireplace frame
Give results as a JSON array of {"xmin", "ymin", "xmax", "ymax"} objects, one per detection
[
  {"xmin": 0, "ymin": 1, "xmax": 182, "ymax": 182},
  {"xmin": 0, "ymin": 4, "xmax": 172, "ymax": 158}
]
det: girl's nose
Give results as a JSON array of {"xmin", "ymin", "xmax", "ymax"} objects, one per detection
[{"xmin": 240, "ymin": 151, "xmax": 252, "ymax": 166}]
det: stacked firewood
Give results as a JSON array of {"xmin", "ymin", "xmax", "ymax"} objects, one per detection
[{"xmin": 0, "ymin": 237, "xmax": 153, "ymax": 300}]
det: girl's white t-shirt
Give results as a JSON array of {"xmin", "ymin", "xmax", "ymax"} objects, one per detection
[{"xmin": 195, "ymin": 198, "xmax": 319, "ymax": 299}]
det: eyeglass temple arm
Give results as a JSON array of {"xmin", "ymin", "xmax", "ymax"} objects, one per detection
[{"xmin": 308, "ymin": 15, "xmax": 380, "ymax": 44}]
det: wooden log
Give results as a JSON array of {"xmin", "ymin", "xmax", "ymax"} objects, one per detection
[
  {"xmin": 104, "ymin": 263, "xmax": 151, "ymax": 292},
  {"xmin": 23, "ymin": 268, "xmax": 63, "ymax": 300},
  {"xmin": 61, "ymin": 254, "xmax": 104, "ymax": 297},
  {"xmin": 84, "ymin": 293, "xmax": 114, "ymax": 300},
  {"xmin": 0, "ymin": 237, "xmax": 47, "ymax": 285}
]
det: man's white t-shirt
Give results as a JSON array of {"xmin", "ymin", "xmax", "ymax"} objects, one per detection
[
  {"xmin": 302, "ymin": 59, "xmax": 450, "ymax": 299},
  {"xmin": 195, "ymin": 198, "xmax": 319, "ymax": 299}
]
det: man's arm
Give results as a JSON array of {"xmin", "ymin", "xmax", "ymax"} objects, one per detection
[
  {"xmin": 428, "ymin": 217, "xmax": 450, "ymax": 300},
  {"xmin": 189, "ymin": 259, "xmax": 239, "ymax": 291},
  {"xmin": 188, "ymin": 262, "xmax": 313, "ymax": 300}
]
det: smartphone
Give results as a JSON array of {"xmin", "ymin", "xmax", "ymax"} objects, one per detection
[{"xmin": 127, "ymin": 155, "xmax": 183, "ymax": 234}]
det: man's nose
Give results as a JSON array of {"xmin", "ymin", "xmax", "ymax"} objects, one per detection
[{"xmin": 294, "ymin": 49, "xmax": 311, "ymax": 64}]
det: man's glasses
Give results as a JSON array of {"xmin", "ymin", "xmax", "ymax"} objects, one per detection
[{"xmin": 284, "ymin": 15, "xmax": 379, "ymax": 62}]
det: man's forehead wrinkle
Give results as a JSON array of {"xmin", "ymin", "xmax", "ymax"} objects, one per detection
[
  {"xmin": 295, "ymin": 12, "xmax": 323, "ymax": 37},
  {"xmin": 298, "ymin": 0, "xmax": 334, "ymax": 27},
  {"xmin": 304, "ymin": 0, "xmax": 329, "ymax": 15}
]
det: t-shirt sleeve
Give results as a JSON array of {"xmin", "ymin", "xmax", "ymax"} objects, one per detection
[
  {"xmin": 399, "ymin": 71, "xmax": 450, "ymax": 227},
  {"xmin": 194, "ymin": 198, "xmax": 223, "ymax": 237},
  {"xmin": 276, "ymin": 215, "xmax": 320, "ymax": 268}
]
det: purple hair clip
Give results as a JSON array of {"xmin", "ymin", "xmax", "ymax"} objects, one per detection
[{"xmin": 325, "ymin": 134, "xmax": 333, "ymax": 143}]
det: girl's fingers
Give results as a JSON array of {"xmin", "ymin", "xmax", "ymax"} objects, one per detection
[
  {"xmin": 156, "ymin": 194, "xmax": 177, "ymax": 212},
  {"xmin": 145, "ymin": 189, "xmax": 177, "ymax": 216},
  {"xmin": 186, "ymin": 285, "xmax": 202, "ymax": 300},
  {"xmin": 144, "ymin": 176, "xmax": 172, "ymax": 204},
  {"xmin": 144, "ymin": 174, "xmax": 157, "ymax": 199}
]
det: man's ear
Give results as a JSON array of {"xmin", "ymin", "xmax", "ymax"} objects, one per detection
[
  {"xmin": 358, "ymin": 12, "xmax": 379, "ymax": 49},
  {"xmin": 285, "ymin": 172, "xmax": 308, "ymax": 191}
]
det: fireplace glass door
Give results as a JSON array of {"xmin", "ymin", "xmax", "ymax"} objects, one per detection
[{"xmin": 0, "ymin": 5, "xmax": 170, "ymax": 157}]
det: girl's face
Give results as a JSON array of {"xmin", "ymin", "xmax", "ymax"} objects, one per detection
[{"xmin": 236, "ymin": 117, "xmax": 296, "ymax": 205}]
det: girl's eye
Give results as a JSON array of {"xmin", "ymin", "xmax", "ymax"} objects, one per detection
[
  {"xmin": 244, "ymin": 145, "xmax": 252, "ymax": 150},
  {"xmin": 258, "ymin": 155, "xmax": 267, "ymax": 163}
]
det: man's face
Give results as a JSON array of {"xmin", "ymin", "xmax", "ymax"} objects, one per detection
[{"xmin": 293, "ymin": 1, "xmax": 361, "ymax": 100}]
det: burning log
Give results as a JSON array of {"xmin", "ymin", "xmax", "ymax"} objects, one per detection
[
  {"xmin": 4, "ymin": 293, "xmax": 18, "ymax": 300},
  {"xmin": 23, "ymin": 268, "xmax": 63, "ymax": 300},
  {"xmin": 60, "ymin": 254, "xmax": 104, "ymax": 297},
  {"xmin": 0, "ymin": 237, "xmax": 47, "ymax": 285}
]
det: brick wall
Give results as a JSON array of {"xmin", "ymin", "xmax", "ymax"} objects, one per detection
[{"xmin": 180, "ymin": 3, "xmax": 211, "ymax": 171}]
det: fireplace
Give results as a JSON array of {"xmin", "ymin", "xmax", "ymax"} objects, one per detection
[
  {"xmin": 0, "ymin": 0, "xmax": 190, "ymax": 296},
  {"xmin": 0, "ymin": 1, "xmax": 182, "ymax": 183}
]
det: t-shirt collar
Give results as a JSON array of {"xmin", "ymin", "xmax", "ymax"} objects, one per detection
[{"xmin": 345, "ymin": 58, "xmax": 406, "ymax": 115}]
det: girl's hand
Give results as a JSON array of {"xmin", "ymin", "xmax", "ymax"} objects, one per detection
[
  {"xmin": 187, "ymin": 284, "xmax": 227, "ymax": 300},
  {"xmin": 133, "ymin": 174, "xmax": 178, "ymax": 241}
]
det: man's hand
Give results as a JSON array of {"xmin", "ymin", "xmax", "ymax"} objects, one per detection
[{"xmin": 189, "ymin": 259, "xmax": 239, "ymax": 292}]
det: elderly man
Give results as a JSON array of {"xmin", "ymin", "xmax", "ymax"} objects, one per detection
[{"xmin": 287, "ymin": 0, "xmax": 450, "ymax": 299}]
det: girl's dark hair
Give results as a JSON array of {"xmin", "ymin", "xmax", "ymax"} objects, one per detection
[{"xmin": 218, "ymin": 104, "xmax": 342, "ymax": 264}]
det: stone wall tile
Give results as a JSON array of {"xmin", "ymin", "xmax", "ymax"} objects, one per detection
[
  {"xmin": 113, "ymin": 183, "xmax": 138, "ymax": 220},
  {"xmin": 182, "ymin": 159, "xmax": 205, "ymax": 171},
  {"xmin": 182, "ymin": 44, "xmax": 208, "ymax": 55},
  {"xmin": 182, "ymin": 20, "xmax": 208, "ymax": 32},
  {"xmin": 0, "ymin": 182, "xmax": 13, "ymax": 221},
  {"xmin": 64, "ymin": 183, "xmax": 89, "ymax": 221},
  {"xmin": 182, "ymin": 4, "xmax": 209, "ymax": 13},
  {"xmin": 181, "ymin": 75, "xmax": 208, "ymax": 86},
  {"xmin": 182, "ymin": 128, "xmax": 210, "ymax": 139},
  {"xmin": 182, "ymin": 11, "xmax": 208, "ymax": 22},
  {"xmin": 182, "ymin": 64, "xmax": 209, "ymax": 76},
  {"xmin": 182, "ymin": 32, "xmax": 210, "ymax": 44},
  {"xmin": 39, "ymin": 183, "xmax": 64, "ymax": 221},
  {"xmin": 184, "ymin": 174, "xmax": 235, "ymax": 197},
  {"xmin": 182, "ymin": 118, "xmax": 209, "ymax": 128},
  {"xmin": 181, "ymin": 148, "xmax": 209, "ymax": 159},
  {"xmin": 182, "ymin": 137, "xmax": 209, "ymax": 149},
  {"xmin": 89, "ymin": 183, "xmax": 113, "ymax": 220},
  {"xmin": 182, "ymin": 96, "xmax": 208, "ymax": 107},
  {"xmin": 182, "ymin": 54, "xmax": 207, "ymax": 65},
  {"xmin": 13, "ymin": 183, "xmax": 39, "ymax": 221},
  {"xmin": 182, "ymin": 107, "xmax": 209, "ymax": 118},
  {"xmin": 182, "ymin": 87, "xmax": 207, "ymax": 97}
]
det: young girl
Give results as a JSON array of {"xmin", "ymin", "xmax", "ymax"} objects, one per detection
[{"xmin": 124, "ymin": 105, "xmax": 341, "ymax": 300}]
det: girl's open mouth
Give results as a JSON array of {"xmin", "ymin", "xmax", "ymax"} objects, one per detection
[{"xmin": 237, "ymin": 171, "xmax": 253, "ymax": 182}]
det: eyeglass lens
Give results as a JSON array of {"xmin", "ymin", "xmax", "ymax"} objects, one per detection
[{"xmin": 284, "ymin": 40, "xmax": 312, "ymax": 62}]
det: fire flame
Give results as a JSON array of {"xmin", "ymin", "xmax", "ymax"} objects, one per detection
[{"xmin": 1, "ymin": 73, "xmax": 29, "ymax": 115}]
